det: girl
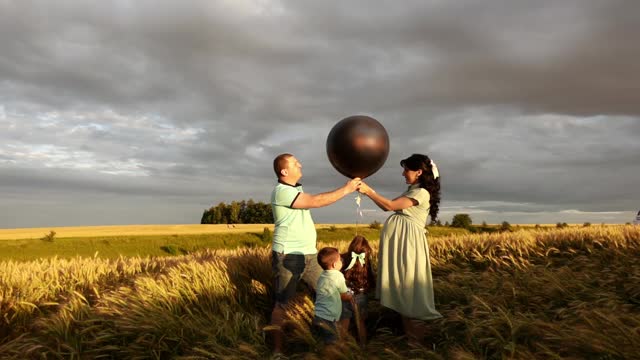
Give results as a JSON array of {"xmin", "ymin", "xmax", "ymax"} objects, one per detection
[{"xmin": 339, "ymin": 235, "xmax": 375, "ymax": 345}]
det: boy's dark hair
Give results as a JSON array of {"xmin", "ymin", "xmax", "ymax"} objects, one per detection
[
  {"xmin": 342, "ymin": 235, "xmax": 375, "ymax": 291},
  {"xmin": 317, "ymin": 247, "xmax": 340, "ymax": 270}
]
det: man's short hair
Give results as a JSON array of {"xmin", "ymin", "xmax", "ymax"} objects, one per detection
[
  {"xmin": 317, "ymin": 247, "xmax": 340, "ymax": 270},
  {"xmin": 273, "ymin": 153, "xmax": 293, "ymax": 177}
]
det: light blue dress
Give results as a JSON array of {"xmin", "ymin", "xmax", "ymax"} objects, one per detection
[{"xmin": 376, "ymin": 184, "xmax": 442, "ymax": 320}]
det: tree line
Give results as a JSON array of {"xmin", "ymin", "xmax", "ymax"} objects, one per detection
[{"xmin": 200, "ymin": 200, "xmax": 273, "ymax": 224}]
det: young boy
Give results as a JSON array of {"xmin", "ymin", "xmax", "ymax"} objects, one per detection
[{"xmin": 313, "ymin": 247, "xmax": 353, "ymax": 345}]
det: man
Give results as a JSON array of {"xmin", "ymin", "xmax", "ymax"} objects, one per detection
[{"xmin": 269, "ymin": 153, "xmax": 360, "ymax": 356}]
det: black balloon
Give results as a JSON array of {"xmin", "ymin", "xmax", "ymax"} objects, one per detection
[{"xmin": 326, "ymin": 115, "xmax": 390, "ymax": 179}]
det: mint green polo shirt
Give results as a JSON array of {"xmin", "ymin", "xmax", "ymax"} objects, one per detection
[
  {"xmin": 271, "ymin": 181, "xmax": 317, "ymax": 255},
  {"xmin": 314, "ymin": 269, "xmax": 348, "ymax": 321}
]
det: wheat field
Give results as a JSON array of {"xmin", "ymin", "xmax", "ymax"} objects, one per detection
[
  {"xmin": 0, "ymin": 224, "xmax": 364, "ymax": 241},
  {"xmin": 0, "ymin": 224, "xmax": 267, "ymax": 240},
  {"xmin": 1, "ymin": 226, "xmax": 639, "ymax": 359}
]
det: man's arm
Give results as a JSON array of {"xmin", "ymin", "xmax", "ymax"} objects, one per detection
[{"xmin": 292, "ymin": 178, "xmax": 361, "ymax": 209}]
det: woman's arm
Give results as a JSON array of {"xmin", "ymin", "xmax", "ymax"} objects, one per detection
[{"xmin": 359, "ymin": 182, "xmax": 417, "ymax": 211}]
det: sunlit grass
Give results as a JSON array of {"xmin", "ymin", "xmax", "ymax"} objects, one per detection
[
  {"xmin": 0, "ymin": 225, "xmax": 467, "ymax": 262},
  {"xmin": 0, "ymin": 224, "xmax": 367, "ymax": 240},
  {"xmin": 1, "ymin": 225, "xmax": 638, "ymax": 358}
]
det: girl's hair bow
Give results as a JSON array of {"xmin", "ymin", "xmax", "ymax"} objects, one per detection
[
  {"xmin": 345, "ymin": 251, "xmax": 366, "ymax": 270},
  {"xmin": 430, "ymin": 159, "xmax": 439, "ymax": 179}
]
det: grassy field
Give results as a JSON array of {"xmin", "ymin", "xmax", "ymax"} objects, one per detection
[
  {"xmin": 0, "ymin": 223, "xmax": 475, "ymax": 241},
  {"xmin": 0, "ymin": 224, "xmax": 469, "ymax": 262},
  {"xmin": 1, "ymin": 225, "xmax": 638, "ymax": 359},
  {"xmin": 0, "ymin": 224, "xmax": 342, "ymax": 240}
]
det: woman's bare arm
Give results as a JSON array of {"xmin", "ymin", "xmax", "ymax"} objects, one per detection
[{"xmin": 359, "ymin": 182, "xmax": 416, "ymax": 211}]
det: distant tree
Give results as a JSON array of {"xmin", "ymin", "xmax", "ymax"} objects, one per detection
[
  {"xmin": 444, "ymin": 221, "xmax": 450, "ymax": 227},
  {"xmin": 200, "ymin": 202, "xmax": 225, "ymax": 224},
  {"xmin": 241, "ymin": 199, "xmax": 256, "ymax": 223},
  {"xmin": 259, "ymin": 202, "xmax": 274, "ymax": 223},
  {"xmin": 228, "ymin": 201, "xmax": 241, "ymax": 224},
  {"xmin": 214, "ymin": 202, "xmax": 227, "ymax": 224},
  {"xmin": 451, "ymin": 214, "xmax": 472, "ymax": 229},
  {"xmin": 435, "ymin": 219, "xmax": 443, "ymax": 226},
  {"xmin": 200, "ymin": 210, "xmax": 210, "ymax": 224},
  {"xmin": 583, "ymin": 222, "xmax": 591, "ymax": 227},
  {"xmin": 261, "ymin": 227, "xmax": 272, "ymax": 242},
  {"xmin": 41, "ymin": 230, "xmax": 56, "ymax": 242},
  {"xmin": 481, "ymin": 221, "xmax": 488, "ymax": 228},
  {"xmin": 201, "ymin": 200, "xmax": 272, "ymax": 224},
  {"xmin": 244, "ymin": 201, "xmax": 273, "ymax": 223},
  {"xmin": 369, "ymin": 220, "xmax": 382, "ymax": 229},
  {"xmin": 500, "ymin": 221, "xmax": 512, "ymax": 232}
]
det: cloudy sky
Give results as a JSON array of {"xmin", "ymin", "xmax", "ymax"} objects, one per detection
[{"xmin": 1, "ymin": 0, "xmax": 639, "ymax": 229}]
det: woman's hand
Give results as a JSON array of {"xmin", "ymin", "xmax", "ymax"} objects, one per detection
[{"xmin": 358, "ymin": 181, "xmax": 375, "ymax": 196}]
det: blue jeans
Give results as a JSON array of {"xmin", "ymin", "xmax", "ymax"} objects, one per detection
[
  {"xmin": 340, "ymin": 292, "xmax": 368, "ymax": 320},
  {"xmin": 312, "ymin": 315, "xmax": 339, "ymax": 344},
  {"xmin": 271, "ymin": 251, "xmax": 322, "ymax": 304}
]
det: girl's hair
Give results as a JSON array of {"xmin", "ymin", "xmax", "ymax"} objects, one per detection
[
  {"xmin": 400, "ymin": 153, "xmax": 441, "ymax": 223},
  {"xmin": 342, "ymin": 235, "xmax": 375, "ymax": 291}
]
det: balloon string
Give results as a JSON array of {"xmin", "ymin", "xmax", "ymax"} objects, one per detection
[{"xmin": 355, "ymin": 194, "xmax": 362, "ymax": 236}]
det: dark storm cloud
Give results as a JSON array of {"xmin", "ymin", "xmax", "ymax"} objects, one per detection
[
  {"xmin": 1, "ymin": 0, "xmax": 639, "ymax": 227},
  {"xmin": 278, "ymin": 0, "xmax": 640, "ymax": 116},
  {"xmin": 0, "ymin": 166, "xmax": 205, "ymax": 197}
]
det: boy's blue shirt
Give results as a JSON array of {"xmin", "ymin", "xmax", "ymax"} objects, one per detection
[{"xmin": 314, "ymin": 269, "xmax": 348, "ymax": 321}]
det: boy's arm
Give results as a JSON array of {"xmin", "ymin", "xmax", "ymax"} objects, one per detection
[
  {"xmin": 340, "ymin": 290, "xmax": 353, "ymax": 301},
  {"xmin": 338, "ymin": 275, "xmax": 352, "ymax": 301}
]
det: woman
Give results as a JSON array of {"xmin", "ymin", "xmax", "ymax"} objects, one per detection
[{"xmin": 358, "ymin": 153, "xmax": 442, "ymax": 345}]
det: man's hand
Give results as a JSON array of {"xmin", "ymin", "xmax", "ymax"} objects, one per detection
[{"xmin": 345, "ymin": 177, "xmax": 362, "ymax": 194}]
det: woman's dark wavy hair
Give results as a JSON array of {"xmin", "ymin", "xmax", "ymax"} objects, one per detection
[
  {"xmin": 400, "ymin": 153, "xmax": 441, "ymax": 223},
  {"xmin": 341, "ymin": 235, "xmax": 375, "ymax": 291}
]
